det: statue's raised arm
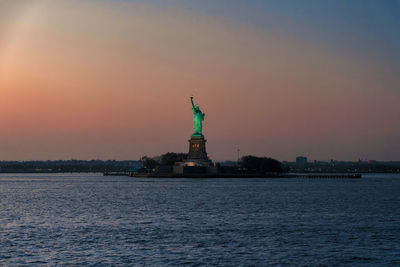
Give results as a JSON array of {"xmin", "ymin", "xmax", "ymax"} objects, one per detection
[{"xmin": 190, "ymin": 96, "xmax": 195, "ymax": 110}]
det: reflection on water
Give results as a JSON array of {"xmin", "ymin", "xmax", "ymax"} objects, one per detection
[{"xmin": 0, "ymin": 173, "xmax": 399, "ymax": 265}]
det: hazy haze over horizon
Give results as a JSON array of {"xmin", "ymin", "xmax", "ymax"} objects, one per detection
[{"xmin": 0, "ymin": 0, "xmax": 399, "ymax": 161}]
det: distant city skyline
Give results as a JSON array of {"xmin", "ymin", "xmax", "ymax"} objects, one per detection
[{"xmin": 0, "ymin": 0, "xmax": 399, "ymax": 161}]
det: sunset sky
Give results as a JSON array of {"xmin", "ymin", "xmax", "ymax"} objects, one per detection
[{"xmin": 0, "ymin": 0, "xmax": 399, "ymax": 161}]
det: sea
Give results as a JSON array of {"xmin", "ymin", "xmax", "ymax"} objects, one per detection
[{"xmin": 0, "ymin": 173, "xmax": 399, "ymax": 266}]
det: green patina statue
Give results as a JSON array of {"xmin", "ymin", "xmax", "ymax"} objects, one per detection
[{"xmin": 190, "ymin": 96, "xmax": 205, "ymax": 136}]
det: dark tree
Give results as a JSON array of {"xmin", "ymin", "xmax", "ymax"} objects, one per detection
[
  {"xmin": 140, "ymin": 156, "xmax": 159, "ymax": 170},
  {"xmin": 160, "ymin": 152, "xmax": 188, "ymax": 166},
  {"xmin": 241, "ymin": 155, "xmax": 283, "ymax": 173}
]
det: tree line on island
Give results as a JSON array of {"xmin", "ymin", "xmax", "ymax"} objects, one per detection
[
  {"xmin": 140, "ymin": 152, "xmax": 284, "ymax": 173},
  {"xmin": 1, "ymin": 155, "xmax": 397, "ymax": 173}
]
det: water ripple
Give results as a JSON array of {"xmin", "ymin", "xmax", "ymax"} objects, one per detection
[{"xmin": 0, "ymin": 173, "xmax": 399, "ymax": 265}]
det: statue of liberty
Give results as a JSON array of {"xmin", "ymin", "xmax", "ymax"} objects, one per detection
[{"xmin": 190, "ymin": 96, "xmax": 205, "ymax": 136}]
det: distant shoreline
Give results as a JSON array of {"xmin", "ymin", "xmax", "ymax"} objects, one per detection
[{"xmin": 0, "ymin": 160, "xmax": 398, "ymax": 173}]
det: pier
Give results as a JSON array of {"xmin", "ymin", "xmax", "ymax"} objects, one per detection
[
  {"xmin": 103, "ymin": 172, "xmax": 362, "ymax": 179},
  {"xmin": 288, "ymin": 174, "xmax": 362, "ymax": 179}
]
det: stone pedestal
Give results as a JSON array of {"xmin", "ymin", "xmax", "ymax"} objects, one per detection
[{"xmin": 187, "ymin": 135, "xmax": 211, "ymax": 166}]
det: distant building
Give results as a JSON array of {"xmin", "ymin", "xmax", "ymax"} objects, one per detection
[{"xmin": 296, "ymin": 156, "xmax": 307, "ymax": 164}]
